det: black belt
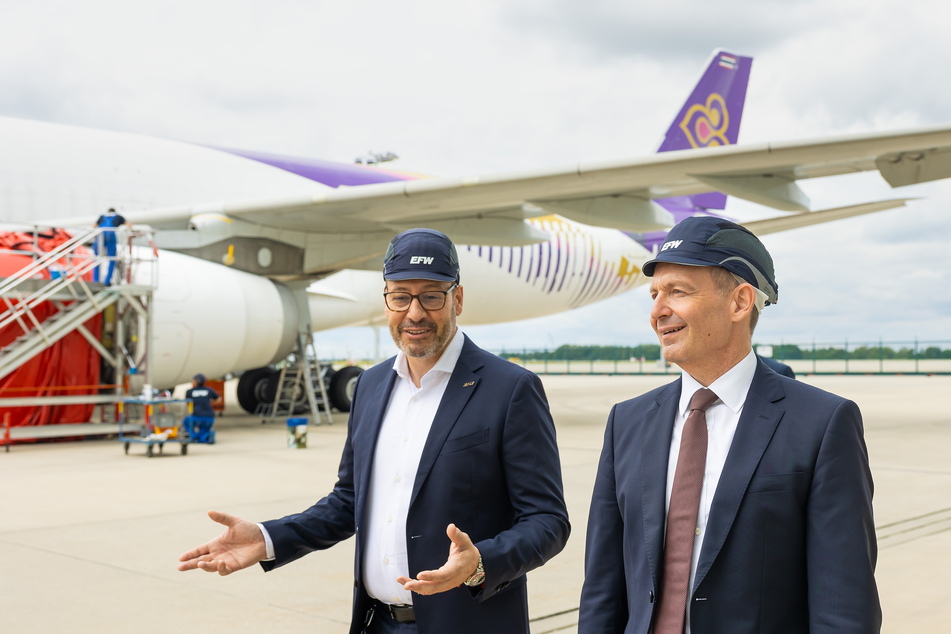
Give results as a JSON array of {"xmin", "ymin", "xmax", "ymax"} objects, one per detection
[{"xmin": 371, "ymin": 600, "xmax": 416, "ymax": 624}]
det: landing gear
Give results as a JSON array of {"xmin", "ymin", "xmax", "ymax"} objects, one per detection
[
  {"xmin": 266, "ymin": 370, "xmax": 311, "ymax": 415},
  {"xmin": 236, "ymin": 367, "xmax": 277, "ymax": 413},
  {"xmin": 328, "ymin": 366, "xmax": 362, "ymax": 412},
  {"xmin": 236, "ymin": 364, "xmax": 363, "ymax": 414}
]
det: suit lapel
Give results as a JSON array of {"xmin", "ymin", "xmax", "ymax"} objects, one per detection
[
  {"xmin": 693, "ymin": 363, "xmax": 785, "ymax": 591},
  {"xmin": 640, "ymin": 379, "xmax": 683, "ymax": 589},
  {"xmin": 410, "ymin": 336, "xmax": 483, "ymax": 506},
  {"xmin": 354, "ymin": 366, "xmax": 399, "ymax": 528}
]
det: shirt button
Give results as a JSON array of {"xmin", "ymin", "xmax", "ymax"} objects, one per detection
[
  {"xmin": 383, "ymin": 557, "xmax": 389, "ymax": 565},
  {"xmin": 386, "ymin": 515, "xmax": 393, "ymax": 523},
  {"xmin": 394, "ymin": 475, "xmax": 401, "ymax": 482},
  {"xmin": 696, "ymin": 527, "xmax": 702, "ymax": 536}
]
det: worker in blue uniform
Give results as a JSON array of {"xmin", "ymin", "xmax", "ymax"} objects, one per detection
[
  {"xmin": 184, "ymin": 374, "xmax": 220, "ymax": 444},
  {"xmin": 93, "ymin": 207, "xmax": 127, "ymax": 284}
]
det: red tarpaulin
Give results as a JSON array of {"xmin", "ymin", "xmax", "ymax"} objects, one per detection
[{"xmin": 1, "ymin": 229, "xmax": 104, "ymax": 427}]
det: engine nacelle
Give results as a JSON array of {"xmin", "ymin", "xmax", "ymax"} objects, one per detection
[{"xmin": 136, "ymin": 248, "xmax": 299, "ymax": 388}]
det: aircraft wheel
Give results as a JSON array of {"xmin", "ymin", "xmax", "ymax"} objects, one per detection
[
  {"xmin": 329, "ymin": 366, "xmax": 363, "ymax": 412},
  {"xmin": 236, "ymin": 367, "xmax": 278, "ymax": 413}
]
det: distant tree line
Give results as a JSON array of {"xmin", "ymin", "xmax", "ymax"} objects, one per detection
[
  {"xmin": 499, "ymin": 343, "xmax": 951, "ymax": 361},
  {"xmin": 763, "ymin": 344, "xmax": 951, "ymax": 360},
  {"xmin": 501, "ymin": 344, "xmax": 661, "ymax": 361}
]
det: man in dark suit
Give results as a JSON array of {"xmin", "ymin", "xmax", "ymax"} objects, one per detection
[
  {"xmin": 579, "ymin": 217, "xmax": 880, "ymax": 633},
  {"xmin": 759, "ymin": 354, "xmax": 796, "ymax": 378},
  {"xmin": 179, "ymin": 228, "xmax": 569, "ymax": 633}
]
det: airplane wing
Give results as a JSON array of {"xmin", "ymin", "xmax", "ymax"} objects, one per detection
[{"xmin": 126, "ymin": 124, "xmax": 951, "ymax": 241}]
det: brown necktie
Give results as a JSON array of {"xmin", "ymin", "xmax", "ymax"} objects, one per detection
[{"xmin": 655, "ymin": 387, "xmax": 720, "ymax": 634}]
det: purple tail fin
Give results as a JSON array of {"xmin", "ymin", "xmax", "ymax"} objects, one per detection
[
  {"xmin": 629, "ymin": 51, "xmax": 753, "ymax": 252},
  {"xmin": 656, "ymin": 50, "xmax": 753, "ymax": 213}
]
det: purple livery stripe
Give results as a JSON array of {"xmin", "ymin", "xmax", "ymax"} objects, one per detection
[{"xmin": 212, "ymin": 146, "xmax": 420, "ymax": 188}]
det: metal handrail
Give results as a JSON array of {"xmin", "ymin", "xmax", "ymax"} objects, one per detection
[
  {"xmin": 0, "ymin": 226, "xmax": 101, "ymax": 296},
  {"xmin": 0, "ymin": 224, "xmax": 158, "ymax": 377},
  {"xmin": 0, "ymin": 225, "xmax": 159, "ymax": 333},
  {"xmin": 0, "ymin": 257, "xmax": 104, "ymax": 333}
]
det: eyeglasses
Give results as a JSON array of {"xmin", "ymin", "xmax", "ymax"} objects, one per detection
[{"xmin": 384, "ymin": 284, "xmax": 458, "ymax": 312}]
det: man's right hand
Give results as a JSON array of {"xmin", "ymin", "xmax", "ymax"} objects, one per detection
[{"xmin": 177, "ymin": 510, "xmax": 267, "ymax": 576}]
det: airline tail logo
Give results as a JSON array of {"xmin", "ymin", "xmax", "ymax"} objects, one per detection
[
  {"xmin": 409, "ymin": 256, "xmax": 434, "ymax": 264},
  {"xmin": 679, "ymin": 93, "xmax": 730, "ymax": 148}
]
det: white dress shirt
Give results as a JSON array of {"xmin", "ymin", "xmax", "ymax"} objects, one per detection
[
  {"xmin": 666, "ymin": 349, "xmax": 757, "ymax": 633},
  {"xmin": 257, "ymin": 328, "xmax": 466, "ymax": 606},
  {"xmin": 362, "ymin": 327, "xmax": 465, "ymax": 605}
]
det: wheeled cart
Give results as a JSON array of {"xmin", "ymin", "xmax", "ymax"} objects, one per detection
[{"xmin": 117, "ymin": 399, "xmax": 190, "ymax": 457}]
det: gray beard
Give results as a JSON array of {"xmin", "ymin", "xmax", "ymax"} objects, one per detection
[{"xmin": 391, "ymin": 316, "xmax": 456, "ymax": 360}]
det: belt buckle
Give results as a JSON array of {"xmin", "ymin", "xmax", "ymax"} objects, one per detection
[{"xmin": 387, "ymin": 603, "xmax": 415, "ymax": 623}]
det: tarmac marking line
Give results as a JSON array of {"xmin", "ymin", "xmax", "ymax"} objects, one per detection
[
  {"xmin": 529, "ymin": 605, "xmax": 580, "ymax": 633},
  {"xmin": 530, "ymin": 606, "xmax": 580, "ymax": 622},
  {"xmin": 876, "ymin": 506, "xmax": 951, "ymax": 530},
  {"xmin": 876, "ymin": 508, "xmax": 951, "ymax": 548},
  {"xmin": 877, "ymin": 524, "xmax": 951, "ymax": 549}
]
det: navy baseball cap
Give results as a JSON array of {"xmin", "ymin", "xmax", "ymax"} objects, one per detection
[
  {"xmin": 642, "ymin": 216, "xmax": 778, "ymax": 305},
  {"xmin": 383, "ymin": 229, "xmax": 460, "ymax": 283},
  {"xmin": 193, "ymin": 374, "xmax": 206, "ymax": 384}
]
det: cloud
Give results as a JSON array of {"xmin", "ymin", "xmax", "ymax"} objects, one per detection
[
  {"xmin": 2, "ymin": 0, "xmax": 950, "ymax": 353},
  {"xmin": 503, "ymin": 0, "xmax": 824, "ymax": 63}
]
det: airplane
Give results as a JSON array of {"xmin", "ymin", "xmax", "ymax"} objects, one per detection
[{"xmin": 3, "ymin": 49, "xmax": 951, "ymax": 420}]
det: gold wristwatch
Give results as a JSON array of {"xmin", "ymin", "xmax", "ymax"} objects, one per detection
[{"xmin": 464, "ymin": 555, "xmax": 485, "ymax": 587}]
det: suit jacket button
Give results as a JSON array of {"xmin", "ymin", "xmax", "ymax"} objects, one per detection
[{"xmin": 649, "ymin": 590, "xmax": 655, "ymax": 603}]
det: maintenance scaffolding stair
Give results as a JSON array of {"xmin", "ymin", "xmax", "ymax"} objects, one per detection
[
  {"xmin": 0, "ymin": 225, "xmax": 157, "ymax": 383},
  {"xmin": 256, "ymin": 330, "xmax": 333, "ymax": 426}
]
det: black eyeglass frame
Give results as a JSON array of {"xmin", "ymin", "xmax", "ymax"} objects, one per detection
[{"xmin": 383, "ymin": 283, "xmax": 459, "ymax": 312}]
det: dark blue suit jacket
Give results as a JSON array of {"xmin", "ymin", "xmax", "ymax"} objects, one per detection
[
  {"xmin": 580, "ymin": 360, "xmax": 880, "ymax": 633},
  {"xmin": 261, "ymin": 335, "xmax": 570, "ymax": 633}
]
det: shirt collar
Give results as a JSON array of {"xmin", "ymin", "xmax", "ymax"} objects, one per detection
[
  {"xmin": 680, "ymin": 349, "xmax": 757, "ymax": 416},
  {"xmin": 392, "ymin": 327, "xmax": 465, "ymax": 383}
]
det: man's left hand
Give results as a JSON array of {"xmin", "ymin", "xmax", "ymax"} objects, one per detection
[{"xmin": 397, "ymin": 523, "xmax": 481, "ymax": 595}]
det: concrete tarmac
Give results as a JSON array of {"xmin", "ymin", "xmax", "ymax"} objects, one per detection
[{"xmin": 2, "ymin": 374, "xmax": 949, "ymax": 633}]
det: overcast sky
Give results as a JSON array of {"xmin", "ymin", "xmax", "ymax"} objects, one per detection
[{"xmin": 3, "ymin": 0, "xmax": 949, "ymax": 359}]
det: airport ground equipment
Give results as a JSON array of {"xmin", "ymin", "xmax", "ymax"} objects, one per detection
[
  {"xmin": 0, "ymin": 224, "xmax": 159, "ymax": 434},
  {"xmin": 255, "ymin": 329, "xmax": 333, "ymax": 426},
  {"xmin": 117, "ymin": 397, "xmax": 190, "ymax": 457},
  {"xmin": 1, "ymin": 224, "xmax": 158, "ymax": 393}
]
